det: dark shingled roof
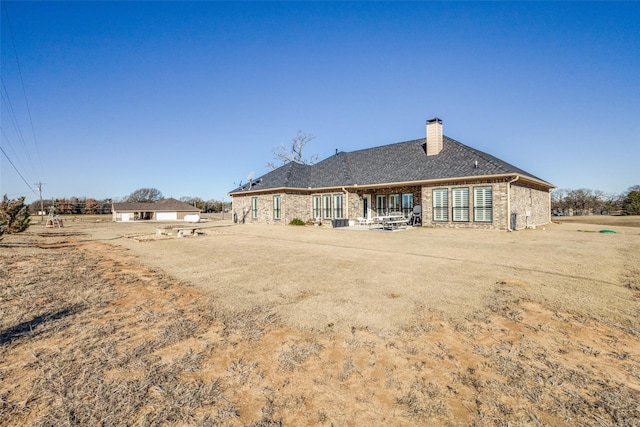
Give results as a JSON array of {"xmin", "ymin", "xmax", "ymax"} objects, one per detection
[{"xmin": 230, "ymin": 136, "xmax": 551, "ymax": 194}]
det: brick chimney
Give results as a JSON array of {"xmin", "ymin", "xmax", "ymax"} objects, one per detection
[{"xmin": 426, "ymin": 117, "xmax": 443, "ymax": 156}]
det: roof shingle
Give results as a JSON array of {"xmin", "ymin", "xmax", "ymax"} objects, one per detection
[{"xmin": 230, "ymin": 136, "xmax": 551, "ymax": 194}]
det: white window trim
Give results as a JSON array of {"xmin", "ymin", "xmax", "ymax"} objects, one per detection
[
  {"xmin": 273, "ymin": 195, "xmax": 281, "ymax": 220},
  {"xmin": 333, "ymin": 194, "xmax": 343, "ymax": 219},
  {"xmin": 251, "ymin": 197, "xmax": 258, "ymax": 219},
  {"xmin": 323, "ymin": 195, "xmax": 332, "ymax": 219},
  {"xmin": 452, "ymin": 187, "xmax": 469, "ymax": 222},
  {"xmin": 433, "ymin": 189, "xmax": 448, "ymax": 222},
  {"xmin": 474, "ymin": 186, "xmax": 493, "ymax": 222}
]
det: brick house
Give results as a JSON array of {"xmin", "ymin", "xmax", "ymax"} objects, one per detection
[{"xmin": 229, "ymin": 119, "xmax": 555, "ymax": 230}]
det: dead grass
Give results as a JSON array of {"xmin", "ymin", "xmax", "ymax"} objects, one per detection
[
  {"xmin": 0, "ymin": 220, "xmax": 639, "ymax": 425},
  {"xmin": 554, "ymin": 214, "xmax": 640, "ymax": 228}
]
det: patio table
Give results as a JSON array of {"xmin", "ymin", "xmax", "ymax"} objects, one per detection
[{"xmin": 374, "ymin": 215, "xmax": 409, "ymax": 230}]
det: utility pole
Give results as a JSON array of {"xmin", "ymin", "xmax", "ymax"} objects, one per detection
[{"xmin": 35, "ymin": 182, "xmax": 46, "ymax": 224}]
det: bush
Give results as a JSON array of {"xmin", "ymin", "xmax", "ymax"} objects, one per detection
[
  {"xmin": 289, "ymin": 218, "xmax": 305, "ymax": 226},
  {"xmin": 0, "ymin": 195, "xmax": 30, "ymax": 236},
  {"xmin": 622, "ymin": 190, "xmax": 640, "ymax": 216}
]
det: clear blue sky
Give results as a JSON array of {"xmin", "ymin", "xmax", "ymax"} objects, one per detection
[{"xmin": 2, "ymin": 1, "xmax": 639, "ymax": 204}]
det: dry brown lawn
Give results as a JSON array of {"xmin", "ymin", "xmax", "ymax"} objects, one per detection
[
  {"xmin": 554, "ymin": 214, "xmax": 640, "ymax": 229},
  {"xmin": 1, "ymin": 215, "xmax": 639, "ymax": 426}
]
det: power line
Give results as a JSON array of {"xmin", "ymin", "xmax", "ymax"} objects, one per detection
[
  {"xmin": 1, "ymin": 0, "xmax": 43, "ymax": 174},
  {"xmin": 35, "ymin": 181, "xmax": 45, "ymax": 221},
  {"xmin": 1, "ymin": 79, "xmax": 35, "ymax": 180},
  {"xmin": 1, "ymin": 92, "xmax": 37, "ymax": 198},
  {"xmin": 0, "ymin": 145, "xmax": 38, "ymax": 197}
]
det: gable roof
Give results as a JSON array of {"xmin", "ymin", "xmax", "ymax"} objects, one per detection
[
  {"xmin": 230, "ymin": 136, "xmax": 553, "ymax": 195},
  {"xmin": 112, "ymin": 197, "xmax": 199, "ymax": 212}
]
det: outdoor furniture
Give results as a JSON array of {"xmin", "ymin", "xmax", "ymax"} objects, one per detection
[
  {"xmin": 331, "ymin": 219, "xmax": 350, "ymax": 228},
  {"xmin": 357, "ymin": 217, "xmax": 375, "ymax": 226},
  {"xmin": 374, "ymin": 214, "xmax": 409, "ymax": 230},
  {"xmin": 409, "ymin": 205, "xmax": 422, "ymax": 226}
]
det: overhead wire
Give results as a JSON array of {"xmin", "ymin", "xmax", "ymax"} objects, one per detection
[
  {"xmin": 1, "ymin": 0, "xmax": 43, "ymax": 175},
  {"xmin": 0, "ymin": 144, "xmax": 38, "ymax": 197},
  {"xmin": 0, "ymin": 0, "xmax": 42, "ymax": 198},
  {"xmin": 1, "ymin": 79, "xmax": 35, "ymax": 181}
]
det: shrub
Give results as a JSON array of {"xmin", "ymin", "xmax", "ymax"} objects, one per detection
[
  {"xmin": 622, "ymin": 190, "xmax": 640, "ymax": 216},
  {"xmin": 0, "ymin": 195, "xmax": 30, "ymax": 236},
  {"xmin": 289, "ymin": 218, "xmax": 305, "ymax": 226}
]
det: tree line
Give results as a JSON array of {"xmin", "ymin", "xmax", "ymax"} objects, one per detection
[
  {"xmin": 4, "ymin": 185, "xmax": 639, "ymax": 239},
  {"xmin": 551, "ymin": 185, "xmax": 640, "ymax": 216},
  {"xmin": 26, "ymin": 188, "xmax": 231, "ymax": 215}
]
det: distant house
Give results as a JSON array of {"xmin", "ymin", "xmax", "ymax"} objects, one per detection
[
  {"xmin": 111, "ymin": 198, "xmax": 199, "ymax": 222},
  {"xmin": 229, "ymin": 119, "xmax": 555, "ymax": 231}
]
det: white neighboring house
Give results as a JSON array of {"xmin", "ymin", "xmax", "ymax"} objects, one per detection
[{"xmin": 111, "ymin": 198, "xmax": 200, "ymax": 222}]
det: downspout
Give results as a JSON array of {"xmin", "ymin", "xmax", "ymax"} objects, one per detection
[
  {"xmin": 342, "ymin": 187, "xmax": 349, "ymax": 220},
  {"xmin": 506, "ymin": 176, "xmax": 519, "ymax": 231}
]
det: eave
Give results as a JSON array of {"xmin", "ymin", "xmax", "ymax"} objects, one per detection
[{"xmin": 228, "ymin": 173, "xmax": 555, "ymax": 197}]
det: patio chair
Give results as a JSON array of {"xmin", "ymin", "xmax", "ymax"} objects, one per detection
[{"xmin": 410, "ymin": 205, "xmax": 422, "ymax": 226}]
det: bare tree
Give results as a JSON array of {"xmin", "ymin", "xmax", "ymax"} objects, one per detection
[
  {"xmin": 267, "ymin": 130, "xmax": 318, "ymax": 170},
  {"xmin": 57, "ymin": 198, "xmax": 72, "ymax": 214},
  {"xmin": 551, "ymin": 188, "xmax": 567, "ymax": 213},
  {"xmin": 84, "ymin": 198, "xmax": 98, "ymax": 214},
  {"xmin": 552, "ymin": 187, "xmax": 632, "ymax": 215},
  {"xmin": 125, "ymin": 188, "xmax": 164, "ymax": 203},
  {"xmin": 626, "ymin": 185, "xmax": 640, "ymax": 194},
  {"xmin": 179, "ymin": 196, "xmax": 204, "ymax": 210}
]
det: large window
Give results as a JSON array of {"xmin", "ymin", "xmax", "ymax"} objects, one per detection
[
  {"xmin": 376, "ymin": 195, "xmax": 386, "ymax": 216},
  {"xmin": 433, "ymin": 189, "xmax": 448, "ymax": 221},
  {"xmin": 273, "ymin": 195, "xmax": 281, "ymax": 220},
  {"xmin": 312, "ymin": 195, "xmax": 321, "ymax": 219},
  {"xmin": 333, "ymin": 194, "xmax": 343, "ymax": 219},
  {"xmin": 474, "ymin": 186, "xmax": 493, "ymax": 222},
  {"xmin": 251, "ymin": 197, "xmax": 258, "ymax": 219},
  {"xmin": 388, "ymin": 194, "xmax": 400, "ymax": 214},
  {"xmin": 402, "ymin": 193, "xmax": 414, "ymax": 217},
  {"xmin": 323, "ymin": 195, "xmax": 332, "ymax": 219},
  {"xmin": 452, "ymin": 188, "xmax": 469, "ymax": 222}
]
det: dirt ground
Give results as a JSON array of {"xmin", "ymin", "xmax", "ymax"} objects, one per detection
[{"xmin": 1, "ymin": 215, "xmax": 639, "ymax": 426}]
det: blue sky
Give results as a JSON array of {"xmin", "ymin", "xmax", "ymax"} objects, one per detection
[{"xmin": 1, "ymin": 1, "xmax": 638, "ymax": 204}]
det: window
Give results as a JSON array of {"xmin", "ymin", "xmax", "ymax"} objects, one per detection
[
  {"xmin": 363, "ymin": 195, "xmax": 370, "ymax": 219},
  {"xmin": 251, "ymin": 197, "xmax": 258, "ymax": 219},
  {"xmin": 474, "ymin": 186, "xmax": 493, "ymax": 222},
  {"xmin": 433, "ymin": 189, "xmax": 448, "ymax": 221},
  {"xmin": 452, "ymin": 188, "xmax": 469, "ymax": 222},
  {"xmin": 376, "ymin": 195, "xmax": 386, "ymax": 216},
  {"xmin": 323, "ymin": 195, "xmax": 332, "ymax": 219},
  {"xmin": 333, "ymin": 194, "xmax": 343, "ymax": 219},
  {"xmin": 273, "ymin": 195, "xmax": 281, "ymax": 220},
  {"xmin": 402, "ymin": 193, "xmax": 414, "ymax": 217},
  {"xmin": 388, "ymin": 194, "xmax": 400, "ymax": 214},
  {"xmin": 312, "ymin": 195, "xmax": 321, "ymax": 219}
]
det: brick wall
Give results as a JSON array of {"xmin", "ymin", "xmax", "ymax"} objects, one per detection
[
  {"xmin": 231, "ymin": 180, "xmax": 550, "ymax": 230},
  {"xmin": 231, "ymin": 192, "xmax": 312, "ymax": 225},
  {"xmin": 509, "ymin": 183, "xmax": 551, "ymax": 229},
  {"xmin": 421, "ymin": 181, "xmax": 509, "ymax": 230}
]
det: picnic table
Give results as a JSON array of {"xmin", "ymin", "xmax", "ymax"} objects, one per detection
[
  {"xmin": 155, "ymin": 225, "xmax": 202, "ymax": 237},
  {"xmin": 374, "ymin": 214, "xmax": 409, "ymax": 230}
]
